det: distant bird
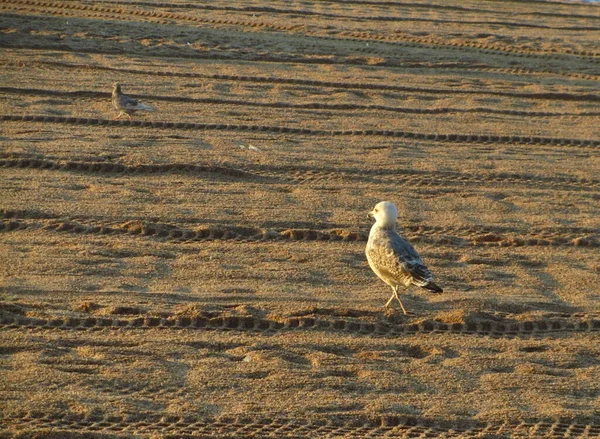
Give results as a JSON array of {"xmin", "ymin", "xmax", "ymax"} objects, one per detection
[
  {"xmin": 365, "ymin": 201, "xmax": 442, "ymax": 314},
  {"xmin": 112, "ymin": 82, "xmax": 154, "ymax": 120}
]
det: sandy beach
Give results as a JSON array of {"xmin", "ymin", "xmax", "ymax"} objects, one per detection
[{"xmin": 1, "ymin": 0, "xmax": 600, "ymax": 437}]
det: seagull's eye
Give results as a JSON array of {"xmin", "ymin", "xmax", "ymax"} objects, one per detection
[{"xmin": 374, "ymin": 209, "xmax": 379, "ymax": 213}]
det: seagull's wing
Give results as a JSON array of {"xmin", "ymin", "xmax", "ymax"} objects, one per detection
[
  {"xmin": 118, "ymin": 93, "xmax": 136, "ymax": 108},
  {"xmin": 119, "ymin": 94, "xmax": 154, "ymax": 111},
  {"xmin": 390, "ymin": 231, "xmax": 434, "ymax": 286},
  {"xmin": 367, "ymin": 229, "xmax": 432, "ymax": 287}
]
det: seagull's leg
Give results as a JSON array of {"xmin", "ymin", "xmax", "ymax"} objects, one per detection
[
  {"xmin": 114, "ymin": 112, "xmax": 122, "ymax": 120},
  {"xmin": 384, "ymin": 289, "xmax": 396, "ymax": 308},
  {"xmin": 127, "ymin": 113, "xmax": 132, "ymax": 120},
  {"xmin": 393, "ymin": 286, "xmax": 409, "ymax": 315}
]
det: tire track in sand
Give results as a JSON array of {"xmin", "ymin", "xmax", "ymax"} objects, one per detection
[
  {"xmin": 1, "ymin": 308, "xmax": 599, "ymax": 338},
  {"xmin": 3, "ymin": 0, "xmax": 599, "ymax": 61},
  {"xmin": 3, "ymin": 411, "xmax": 599, "ymax": 438},
  {"xmin": 1, "ymin": 214, "xmax": 598, "ymax": 249},
  {"xmin": 3, "ymin": 86, "xmax": 599, "ymax": 118},
  {"xmin": 2, "ymin": 116, "xmax": 598, "ymax": 148}
]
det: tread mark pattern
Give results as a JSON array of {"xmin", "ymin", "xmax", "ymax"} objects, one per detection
[
  {"xmin": 2, "ymin": 115, "xmax": 599, "ymax": 148},
  {"xmin": 9, "ymin": 59, "xmax": 600, "ymax": 84},
  {"xmin": 1, "ymin": 311, "xmax": 599, "ymax": 338},
  {"xmin": 4, "ymin": 411, "xmax": 600, "ymax": 438},
  {"xmin": 0, "ymin": 156, "xmax": 260, "ymax": 180},
  {"xmin": 0, "ymin": 210, "xmax": 598, "ymax": 249},
  {"xmin": 3, "ymin": 0, "xmax": 600, "ymax": 61},
  {"xmin": 3, "ymin": 151, "xmax": 600, "ymax": 194},
  {"xmin": 3, "ymin": 86, "xmax": 600, "ymax": 118}
]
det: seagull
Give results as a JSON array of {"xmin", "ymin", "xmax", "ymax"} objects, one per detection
[
  {"xmin": 112, "ymin": 82, "xmax": 155, "ymax": 120},
  {"xmin": 365, "ymin": 201, "xmax": 442, "ymax": 314}
]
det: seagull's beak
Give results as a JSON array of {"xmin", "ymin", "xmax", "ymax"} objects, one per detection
[{"xmin": 367, "ymin": 210, "xmax": 375, "ymax": 219}]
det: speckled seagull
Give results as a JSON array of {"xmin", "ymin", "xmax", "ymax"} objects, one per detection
[
  {"xmin": 366, "ymin": 201, "xmax": 442, "ymax": 314},
  {"xmin": 112, "ymin": 82, "xmax": 154, "ymax": 120}
]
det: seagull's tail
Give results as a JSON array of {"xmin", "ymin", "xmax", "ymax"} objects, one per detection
[
  {"xmin": 422, "ymin": 281, "xmax": 443, "ymax": 293},
  {"xmin": 134, "ymin": 103, "xmax": 155, "ymax": 112}
]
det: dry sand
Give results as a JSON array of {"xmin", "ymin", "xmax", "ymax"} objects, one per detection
[{"xmin": 1, "ymin": 0, "xmax": 600, "ymax": 437}]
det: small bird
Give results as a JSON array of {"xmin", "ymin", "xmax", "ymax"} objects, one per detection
[
  {"xmin": 365, "ymin": 201, "xmax": 442, "ymax": 314},
  {"xmin": 112, "ymin": 82, "xmax": 155, "ymax": 120}
]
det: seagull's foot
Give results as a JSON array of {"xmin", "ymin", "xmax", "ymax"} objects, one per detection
[
  {"xmin": 397, "ymin": 302, "xmax": 410, "ymax": 315},
  {"xmin": 382, "ymin": 306, "xmax": 414, "ymax": 314},
  {"xmin": 391, "ymin": 289, "xmax": 410, "ymax": 315},
  {"xmin": 382, "ymin": 307, "xmax": 414, "ymax": 321},
  {"xmin": 383, "ymin": 296, "xmax": 395, "ymax": 308},
  {"xmin": 382, "ymin": 301, "xmax": 414, "ymax": 315}
]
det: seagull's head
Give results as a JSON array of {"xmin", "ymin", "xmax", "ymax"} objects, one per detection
[
  {"xmin": 368, "ymin": 201, "xmax": 398, "ymax": 227},
  {"xmin": 112, "ymin": 82, "xmax": 122, "ymax": 94}
]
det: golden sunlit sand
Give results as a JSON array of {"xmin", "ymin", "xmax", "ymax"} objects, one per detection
[{"xmin": 1, "ymin": 1, "xmax": 599, "ymax": 437}]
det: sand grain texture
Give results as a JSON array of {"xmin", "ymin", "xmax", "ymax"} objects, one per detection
[{"xmin": 1, "ymin": 0, "xmax": 600, "ymax": 437}]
